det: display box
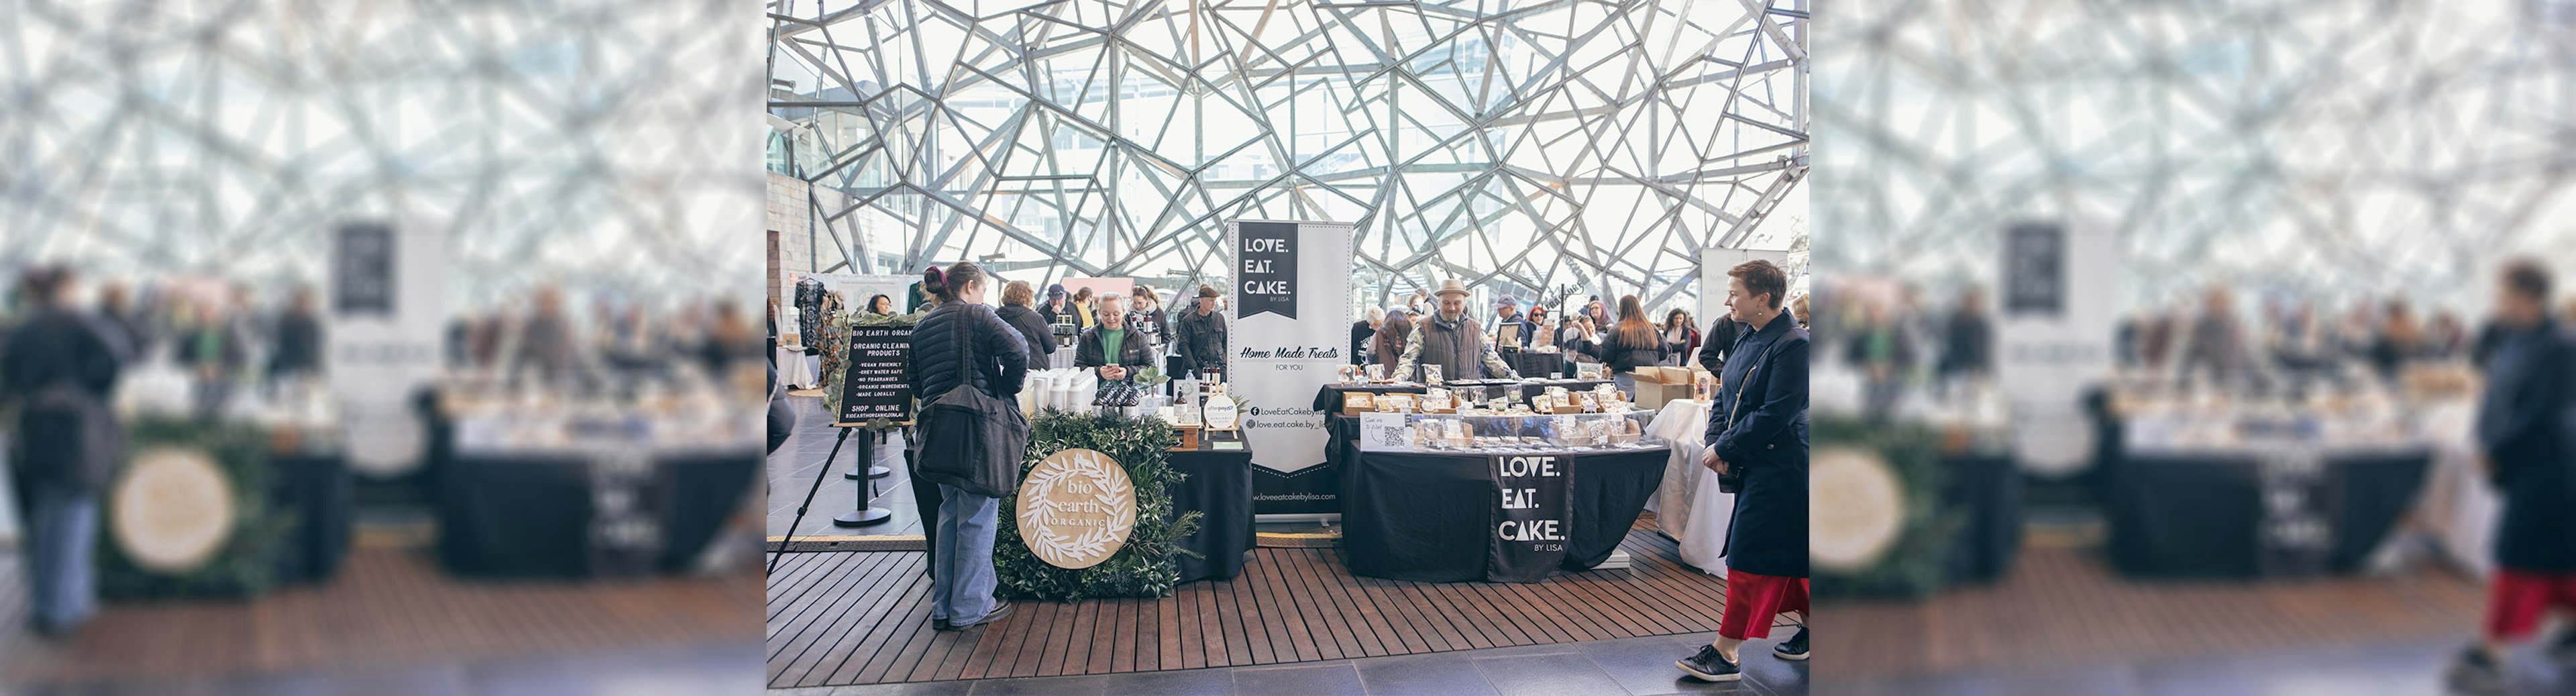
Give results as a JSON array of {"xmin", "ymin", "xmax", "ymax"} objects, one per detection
[
  {"xmin": 1343, "ymin": 392, "xmax": 1377, "ymax": 415},
  {"xmin": 1354, "ymin": 410, "xmax": 1654, "ymax": 453}
]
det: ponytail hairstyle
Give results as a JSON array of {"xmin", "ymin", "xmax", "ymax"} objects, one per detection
[
  {"xmin": 922, "ymin": 265, "xmax": 950, "ymax": 301},
  {"xmin": 927, "ymin": 261, "xmax": 987, "ymax": 303}
]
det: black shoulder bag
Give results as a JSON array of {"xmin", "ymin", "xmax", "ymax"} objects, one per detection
[{"xmin": 912, "ymin": 307, "xmax": 1030, "ymax": 497}]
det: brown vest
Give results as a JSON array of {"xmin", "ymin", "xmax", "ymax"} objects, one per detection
[{"xmin": 1414, "ymin": 314, "xmax": 1487, "ymax": 381}]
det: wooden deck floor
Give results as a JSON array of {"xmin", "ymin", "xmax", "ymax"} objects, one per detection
[
  {"xmin": 1815, "ymin": 545, "xmax": 2487, "ymax": 678},
  {"xmin": 765, "ymin": 518, "xmax": 1784, "ymax": 689},
  {"xmin": 0, "ymin": 548, "xmax": 763, "ymax": 685}
]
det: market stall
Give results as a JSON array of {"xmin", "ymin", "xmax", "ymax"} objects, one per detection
[
  {"xmin": 1338, "ymin": 408, "xmax": 1664, "ymax": 582},
  {"xmin": 2101, "ymin": 383, "xmax": 2434, "ymax": 579}
]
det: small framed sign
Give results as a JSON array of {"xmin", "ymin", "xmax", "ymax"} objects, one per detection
[{"xmin": 1203, "ymin": 394, "xmax": 1240, "ymax": 432}]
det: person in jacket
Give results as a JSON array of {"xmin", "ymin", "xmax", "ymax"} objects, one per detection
[
  {"xmin": 1661, "ymin": 309, "xmax": 1701, "ymax": 366},
  {"xmin": 996, "ymin": 281, "xmax": 1055, "ymax": 372},
  {"xmin": 1491, "ymin": 297, "xmax": 1533, "ymax": 348},
  {"xmin": 1935, "ymin": 286, "xmax": 1995, "ymax": 383},
  {"xmin": 2450, "ymin": 259, "xmax": 2576, "ymax": 691},
  {"xmin": 3, "ymin": 266, "xmax": 129, "ymax": 637},
  {"xmin": 1075, "ymin": 294, "xmax": 1155, "ymax": 380},
  {"xmin": 1130, "ymin": 284, "xmax": 1171, "ymax": 356},
  {"xmin": 906, "ymin": 261, "xmax": 1026, "ymax": 632},
  {"xmin": 1351, "ymin": 307, "xmax": 1381, "ymax": 366},
  {"xmin": 1580, "ymin": 295, "xmax": 1665, "ymax": 390},
  {"xmin": 1173, "ymin": 284, "xmax": 1229, "ymax": 379},
  {"xmin": 1037, "ymin": 284, "xmax": 1067, "ymax": 326},
  {"xmin": 1678, "ymin": 259, "xmax": 1810, "ymax": 682},
  {"xmin": 1394, "ymin": 279, "xmax": 1518, "ymax": 382},
  {"xmin": 268, "ymin": 286, "xmax": 325, "ymax": 381},
  {"xmin": 1697, "ymin": 313, "xmax": 1741, "ymax": 375},
  {"xmin": 1371, "ymin": 309, "xmax": 1412, "ymax": 377}
]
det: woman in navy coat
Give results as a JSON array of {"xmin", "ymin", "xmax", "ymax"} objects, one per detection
[{"xmin": 1678, "ymin": 260, "xmax": 1810, "ymax": 683}]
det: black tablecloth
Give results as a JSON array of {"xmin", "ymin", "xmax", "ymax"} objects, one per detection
[
  {"xmin": 1341, "ymin": 446, "xmax": 1666, "ymax": 582},
  {"xmin": 1169, "ymin": 443, "xmax": 1255, "ymax": 583},
  {"xmin": 1310, "ymin": 380, "xmax": 1617, "ymax": 413},
  {"xmin": 439, "ymin": 450, "xmax": 759, "ymax": 578},
  {"xmin": 2107, "ymin": 448, "xmax": 2429, "ymax": 578},
  {"xmin": 1943, "ymin": 454, "xmax": 2020, "ymax": 583},
  {"xmin": 271, "ymin": 454, "xmax": 354, "ymax": 585},
  {"xmin": 1502, "ymin": 351, "xmax": 1572, "ymax": 380}
]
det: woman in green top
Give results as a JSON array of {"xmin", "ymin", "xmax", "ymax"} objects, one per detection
[{"xmin": 1075, "ymin": 294, "xmax": 1153, "ymax": 380}]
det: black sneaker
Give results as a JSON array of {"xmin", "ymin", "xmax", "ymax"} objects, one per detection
[
  {"xmin": 2447, "ymin": 645, "xmax": 2504, "ymax": 694},
  {"xmin": 1677, "ymin": 645, "xmax": 1741, "ymax": 682},
  {"xmin": 944, "ymin": 600, "xmax": 1013, "ymax": 631},
  {"xmin": 1773, "ymin": 628, "xmax": 1809, "ymax": 661}
]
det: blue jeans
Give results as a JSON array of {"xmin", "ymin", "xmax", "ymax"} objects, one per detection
[
  {"xmin": 931, "ymin": 484, "xmax": 1000, "ymax": 624},
  {"xmin": 15, "ymin": 477, "xmax": 99, "ymax": 633}
]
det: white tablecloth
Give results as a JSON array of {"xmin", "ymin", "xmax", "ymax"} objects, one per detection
[
  {"xmin": 775, "ymin": 347, "xmax": 819, "ymax": 389},
  {"xmin": 2414, "ymin": 401, "xmax": 2496, "ymax": 578},
  {"xmin": 1644, "ymin": 399, "xmax": 1727, "ymax": 575}
]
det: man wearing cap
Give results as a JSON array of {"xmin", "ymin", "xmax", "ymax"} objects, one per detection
[
  {"xmin": 1395, "ymin": 279, "xmax": 1519, "ymax": 382},
  {"xmin": 1492, "ymin": 296, "xmax": 1534, "ymax": 348},
  {"xmin": 1039, "ymin": 284, "xmax": 1071, "ymax": 326},
  {"xmin": 1173, "ymin": 283, "xmax": 1230, "ymax": 380}
]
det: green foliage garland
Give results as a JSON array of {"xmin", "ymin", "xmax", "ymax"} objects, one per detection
[
  {"xmin": 1809, "ymin": 415, "xmax": 1961, "ymax": 599},
  {"xmin": 994, "ymin": 409, "xmax": 1201, "ymax": 600},
  {"xmin": 97, "ymin": 417, "xmax": 296, "ymax": 600}
]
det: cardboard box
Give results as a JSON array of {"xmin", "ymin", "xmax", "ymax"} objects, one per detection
[
  {"xmin": 1343, "ymin": 392, "xmax": 1376, "ymax": 415},
  {"xmin": 1632, "ymin": 381, "xmax": 1693, "ymax": 410}
]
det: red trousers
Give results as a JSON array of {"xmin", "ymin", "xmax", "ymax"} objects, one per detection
[
  {"xmin": 1718, "ymin": 568, "xmax": 1809, "ymax": 640},
  {"xmin": 2487, "ymin": 568, "xmax": 2576, "ymax": 641}
]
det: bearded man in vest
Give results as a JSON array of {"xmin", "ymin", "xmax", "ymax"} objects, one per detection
[{"xmin": 1393, "ymin": 279, "xmax": 1520, "ymax": 382}]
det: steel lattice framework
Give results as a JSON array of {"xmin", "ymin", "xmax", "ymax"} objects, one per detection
[
  {"xmin": 769, "ymin": 0, "xmax": 1807, "ymax": 311},
  {"xmin": 0, "ymin": 0, "xmax": 763, "ymax": 305},
  {"xmin": 1818, "ymin": 0, "xmax": 2576, "ymax": 307}
]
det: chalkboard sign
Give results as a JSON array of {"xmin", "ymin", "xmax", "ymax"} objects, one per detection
[
  {"xmin": 333, "ymin": 222, "xmax": 395, "ymax": 315},
  {"xmin": 837, "ymin": 326, "xmax": 915, "ymax": 426},
  {"xmin": 2003, "ymin": 222, "xmax": 2064, "ymax": 316}
]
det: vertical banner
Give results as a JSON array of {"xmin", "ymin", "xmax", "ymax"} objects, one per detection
[
  {"xmin": 1227, "ymin": 219, "xmax": 1354, "ymax": 517},
  {"xmin": 1489, "ymin": 453, "xmax": 1570, "ymax": 581},
  {"xmin": 1996, "ymin": 220, "xmax": 2118, "ymax": 475},
  {"xmin": 328, "ymin": 220, "xmax": 446, "ymax": 478}
]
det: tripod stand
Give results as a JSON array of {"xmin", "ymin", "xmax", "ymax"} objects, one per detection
[{"xmin": 769, "ymin": 424, "xmax": 894, "ymax": 573}]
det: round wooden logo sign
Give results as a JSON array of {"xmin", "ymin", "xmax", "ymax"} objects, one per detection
[
  {"xmin": 1015, "ymin": 448, "xmax": 1138, "ymax": 569},
  {"xmin": 111, "ymin": 447, "xmax": 238, "ymax": 574},
  {"xmin": 1809, "ymin": 446, "xmax": 1904, "ymax": 572},
  {"xmin": 1202, "ymin": 395, "xmax": 1239, "ymax": 430}
]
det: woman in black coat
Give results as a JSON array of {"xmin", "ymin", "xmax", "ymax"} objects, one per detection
[
  {"xmin": 1679, "ymin": 260, "xmax": 1809, "ymax": 683},
  {"xmin": 2, "ymin": 266, "xmax": 127, "ymax": 636},
  {"xmin": 906, "ymin": 262, "xmax": 1027, "ymax": 632},
  {"xmin": 1582, "ymin": 295, "xmax": 1668, "ymax": 389},
  {"xmin": 995, "ymin": 281, "xmax": 1055, "ymax": 371}
]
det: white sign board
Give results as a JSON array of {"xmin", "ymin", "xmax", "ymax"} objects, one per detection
[
  {"xmin": 1995, "ymin": 220, "xmax": 2119, "ymax": 475},
  {"xmin": 1228, "ymin": 219, "xmax": 1355, "ymax": 515},
  {"xmin": 329, "ymin": 220, "xmax": 446, "ymax": 477}
]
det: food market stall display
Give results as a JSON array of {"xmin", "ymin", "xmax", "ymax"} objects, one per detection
[
  {"xmin": 1339, "ymin": 407, "xmax": 1665, "ymax": 583},
  {"xmin": 431, "ymin": 369, "xmax": 763, "ymax": 578},
  {"xmin": 2100, "ymin": 375, "xmax": 2433, "ymax": 579}
]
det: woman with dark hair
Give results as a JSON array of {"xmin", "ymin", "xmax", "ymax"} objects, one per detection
[
  {"xmin": 1371, "ymin": 308, "xmax": 1412, "ymax": 375},
  {"xmin": 1581, "ymin": 295, "xmax": 1667, "ymax": 391},
  {"xmin": 1662, "ymin": 309, "xmax": 1701, "ymax": 366},
  {"xmin": 865, "ymin": 294, "xmax": 894, "ymax": 317},
  {"xmin": 906, "ymin": 261, "xmax": 1028, "ymax": 632}
]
